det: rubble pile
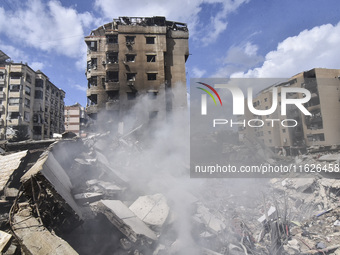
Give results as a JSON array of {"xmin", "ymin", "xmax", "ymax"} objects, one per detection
[{"xmin": 0, "ymin": 132, "xmax": 339, "ymax": 254}]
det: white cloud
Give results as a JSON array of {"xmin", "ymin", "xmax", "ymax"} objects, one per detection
[
  {"xmin": 0, "ymin": 40, "xmax": 28, "ymax": 61},
  {"xmin": 192, "ymin": 67, "xmax": 207, "ymax": 78},
  {"xmin": 232, "ymin": 22, "xmax": 340, "ymax": 78},
  {"xmin": 94, "ymin": 0, "xmax": 249, "ymax": 45},
  {"xmin": 0, "ymin": 1, "xmax": 98, "ymax": 58},
  {"xmin": 73, "ymin": 84, "xmax": 87, "ymax": 92},
  {"xmin": 30, "ymin": 61, "xmax": 44, "ymax": 71},
  {"xmin": 212, "ymin": 41, "xmax": 263, "ymax": 77}
]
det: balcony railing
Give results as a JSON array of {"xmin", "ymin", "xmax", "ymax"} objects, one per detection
[{"xmin": 105, "ymin": 81, "xmax": 120, "ymax": 91}]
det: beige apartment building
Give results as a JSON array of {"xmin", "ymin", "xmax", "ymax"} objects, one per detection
[
  {"xmin": 64, "ymin": 103, "xmax": 87, "ymax": 137},
  {"xmin": 85, "ymin": 16, "xmax": 189, "ymax": 123},
  {"xmin": 0, "ymin": 50, "xmax": 65, "ymax": 140},
  {"xmin": 239, "ymin": 68, "xmax": 340, "ymax": 154}
]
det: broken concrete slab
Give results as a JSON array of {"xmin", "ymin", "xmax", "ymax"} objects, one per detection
[
  {"xmin": 0, "ymin": 230, "xmax": 12, "ymax": 252},
  {"xmin": 317, "ymin": 154, "xmax": 340, "ymax": 161},
  {"xmin": 21, "ymin": 148, "xmax": 83, "ymax": 218},
  {"xmin": 291, "ymin": 178, "xmax": 315, "ymax": 192},
  {"xmin": 196, "ymin": 204, "xmax": 226, "ymax": 234},
  {"xmin": 20, "ymin": 144, "xmax": 83, "ymax": 232},
  {"xmin": 74, "ymin": 192, "xmax": 103, "ymax": 204},
  {"xmin": 129, "ymin": 193, "xmax": 169, "ymax": 228},
  {"xmin": 0, "ymin": 150, "xmax": 28, "ymax": 195},
  {"xmin": 97, "ymin": 200, "xmax": 157, "ymax": 243},
  {"xmin": 96, "ymin": 180, "xmax": 125, "ymax": 196},
  {"xmin": 12, "ymin": 207, "xmax": 78, "ymax": 255}
]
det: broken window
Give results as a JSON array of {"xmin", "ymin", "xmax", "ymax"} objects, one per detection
[
  {"xmin": 127, "ymin": 73, "xmax": 136, "ymax": 81},
  {"xmin": 107, "ymin": 52, "xmax": 118, "ymax": 64},
  {"xmin": 126, "ymin": 36, "xmax": 135, "ymax": 45},
  {"xmin": 147, "ymin": 73, "xmax": 157, "ymax": 80},
  {"xmin": 307, "ymin": 133, "xmax": 325, "ymax": 142},
  {"xmin": 24, "ymin": 98, "xmax": 30, "ymax": 108},
  {"xmin": 25, "ymin": 86, "xmax": 31, "ymax": 96},
  {"xmin": 87, "ymin": 41, "xmax": 97, "ymax": 51},
  {"xmin": 106, "ymin": 34, "xmax": 118, "ymax": 44},
  {"xmin": 88, "ymin": 76, "xmax": 97, "ymax": 88},
  {"xmin": 127, "ymin": 92, "xmax": 136, "ymax": 100},
  {"xmin": 126, "ymin": 54, "xmax": 136, "ymax": 62},
  {"xmin": 88, "ymin": 94, "xmax": 97, "ymax": 105},
  {"xmin": 35, "ymin": 90, "xmax": 43, "ymax": 99},
  {"xmin": 26, "ymin": 74, "xmax": 32, "ymax": 83},
  {"xmin": 107, "ymin": 90, "xmax": 119, "ymax": 101},
  {"xmin": 107, "ymin": 71, "xmax": 119, "ymax": 82},
  {"xmin": 8, "ymin": 98, "xmax": 21, "ymax": 105},
  {"xmin": 91, "ymin": 58, "xmax": 97, "ymax": 69},
  {"xmin": 146, "ymin": 37, "xmax": 155, "ymax": 44},
  {"xmin": 24, "ymin": 111, "xmax": 30, "ymax": 122},
  {"xmin": 8, "ymin": 112, "xmax": 20, "ymax": 119},
  {"xmin": 35, "ymin": 79, "xmax": 44, "ymax": 88},
  {"xmin": 146, "ymin": 55, "xmax": 156, "ymax": 62},
  {"xmin": 9, "ymin": 84, "xmax": 22, "ymax": 92},
  {"xmin": 10, "ymin": 72, "xmax": 22, "ymax": 79}
]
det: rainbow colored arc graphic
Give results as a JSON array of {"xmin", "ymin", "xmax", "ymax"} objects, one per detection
[{"xmin": 196, "ymin": 82, "xmax": 223, "ymax": 106}]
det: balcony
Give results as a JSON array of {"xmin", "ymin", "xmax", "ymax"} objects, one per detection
[
  {"xmin": 106, "ymin": 62, "xmax": 119, "ymax": 71},
  {"xmin": 0, "ymin": 105, "xmax": 4, "ymax": 112},
  {"xmin": 86, "ymin": 105, "xmax": 98, "ymax": 114},
  {"xmin": 105, "ymin": 81, "xmax": 120, "ymax": 91},
  {"xmin": 9, "ymin": 78, "xmax": 22, "ymax": 85},
  {"xmin": 105, "ymin": 44, "xmax": 119, "ymax": 52},
  {"xmin": 106, "ymin": 101, "xmax": 119, "ymax": 111},
  {"xmin": 0, "ymin": 91, "xmax": 4, "ymax": 99}
]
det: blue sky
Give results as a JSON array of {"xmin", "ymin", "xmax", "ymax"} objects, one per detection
[{"xmin": 1, "ymin": 0, "xmax": 340, "ymax": 106}]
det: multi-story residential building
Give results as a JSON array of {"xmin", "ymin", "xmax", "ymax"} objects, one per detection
[
  {"xmin": 239, "ymin": 68, "xmax": 340, "ymax": 154},
  {"xmin": 0, "ymin": 50, "xmax": 65, "ymax": 140},
  {"xmin": 85, "ymin": 16, "xmax": 189, "ymax": 123},
  {"xmin": 64, "ymin": 103, "xmax": 87, "ymax": 137}
]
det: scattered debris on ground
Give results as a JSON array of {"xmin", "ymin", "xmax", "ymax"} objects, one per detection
[{"xmin": 0, "ymin": 132, "xmax": 339, "ymax": 255}]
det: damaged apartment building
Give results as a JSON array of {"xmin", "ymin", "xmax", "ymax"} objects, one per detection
[
  {"xmin": 85, "ymin": 16, "xmax": 189, "ymax": 124},
  {"xmin": 239, "ymin": 68, "xmax": 340, "ymax": 155},
  {"xmin": 0, "ymin": 50, "xmax": 65, "ymax": 140}
]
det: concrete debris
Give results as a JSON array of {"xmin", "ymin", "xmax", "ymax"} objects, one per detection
[
  {"xmin": 97, "ymin": 200, "xmax": 157, "ymax": 242},
  {"xmin": 11, "ymin": 206, "xmax": 78, "ymax": 255},
  {"xmin": 0, "ymin": 230, "xmax": 12, "ymax": 252},
  {"xmin": 257, "ymin": 206, "xmax": 276, "ymax": 223},
  {"xmin": 129, "ymin": 193, "xmax": 169, "ymax": 228},
  {"xmin": 20, "ymin": 146, "xmax": 84, "ymax": 232},
  {"xmin": 195, "ymin": 203, "xmax": 226, "ymax": 234},
  {"xmin": 74, "ymin": 192, "xmax": 103, "ymax": 204},
  {"xmin": 0, "ymin": 130, "xmax": 339, "ymax": 254},
  {"xmin": 0, "ymin": 150, "xmax": 28, "ymax": 195}
]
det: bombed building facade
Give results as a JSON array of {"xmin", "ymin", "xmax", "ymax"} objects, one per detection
[
  {"xmin": 0, "ymin": 51, "xmax": 65, "ymax": 141},
  {"xmin": 239, "ymin": 68, "xmax": 340, "ymax": 154},
  {"xmin": 85, "ymin": 16, "xmax": 189, "ymax": 123}
]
